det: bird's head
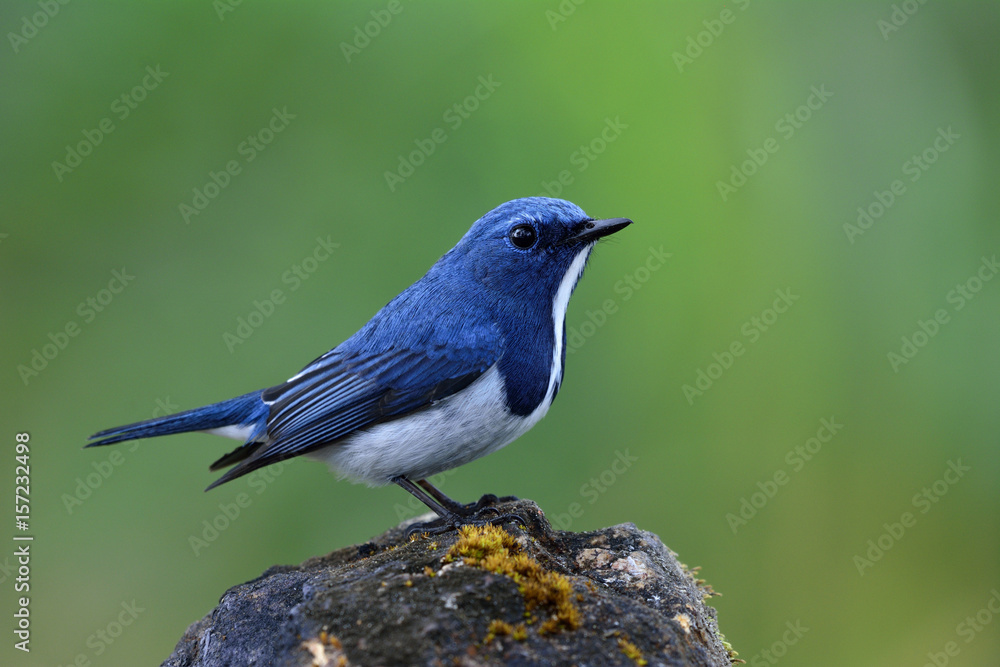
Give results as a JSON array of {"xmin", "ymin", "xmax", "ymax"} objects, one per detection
[{"xmin": 447, "ymin": 197, "xmax": 631, "ymax": 305}]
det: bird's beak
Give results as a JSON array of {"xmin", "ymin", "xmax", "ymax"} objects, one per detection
[{"xmin": 566, "ymin": 217, "xmax": 633, "ymax": 244}]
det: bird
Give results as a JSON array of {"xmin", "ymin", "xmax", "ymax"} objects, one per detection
[{"xmin": 88, "ymin": 197, "xmax": 632, "ymax": 533}]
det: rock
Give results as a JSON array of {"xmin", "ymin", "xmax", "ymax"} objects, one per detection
[{"xmin": 162, "ymin": 499, "xmax": 736, "ymax": 666}]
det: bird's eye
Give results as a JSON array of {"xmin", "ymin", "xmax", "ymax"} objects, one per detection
[{"xmin": 509, "ymin": 224, "xmax": 537, "ymax": 249}]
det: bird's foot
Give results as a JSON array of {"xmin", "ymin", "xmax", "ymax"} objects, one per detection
[
  {"xmin": 405, "ymin": 502, "xmax": 525, "ymax": 539},
  {"xmin": 422, "ymin": 492, "xmax": 519, "ymax": 518},
  {"xmin": 452, "ymin": 493, "xmax": 519, "ymax": 517}
]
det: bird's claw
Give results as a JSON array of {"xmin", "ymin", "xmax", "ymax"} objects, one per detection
[{"xmin": 404, "ymin": 502, "xmax": 525, "ymax": 539}]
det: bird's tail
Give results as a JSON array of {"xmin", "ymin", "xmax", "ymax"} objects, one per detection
[{"xmin": 87, "ymin": 390, "xmax": 268, "ymax": 448}]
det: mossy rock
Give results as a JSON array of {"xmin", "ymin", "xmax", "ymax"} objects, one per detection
[{"xmin": 162, "ymin": 499, "xmax": 734, "ymax": 666}]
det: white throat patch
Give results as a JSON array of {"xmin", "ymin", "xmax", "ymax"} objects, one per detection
[{"xmin": 541, "ymin": 244, "xmax": 593, "ymax": 410}]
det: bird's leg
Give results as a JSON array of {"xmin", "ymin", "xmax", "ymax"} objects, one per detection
[
  {"xmin": 393, "ymin": 476, "xmax": 457, "ymax": 524},
  {"xmin": 415, "ymin": 479, "xmax": 471, "ymax": 514},
  {"xmin": 393, "ymin": 476, "xmax": 524, "ymax": 538}
]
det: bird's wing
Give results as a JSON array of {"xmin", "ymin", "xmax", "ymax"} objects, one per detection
[{"xmin": 206, "ymin": 313, "xmax": 500, "ymax": 487}]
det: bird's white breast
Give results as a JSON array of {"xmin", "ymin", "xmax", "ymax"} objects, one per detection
[{"xmin": 310, "ymin": 364, "xmax": 541, "ymax": 484}]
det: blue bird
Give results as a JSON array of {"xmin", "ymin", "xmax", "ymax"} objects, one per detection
[{"xmin": 88, "ymin": 197, "xmax": 631, "ymax": 532}]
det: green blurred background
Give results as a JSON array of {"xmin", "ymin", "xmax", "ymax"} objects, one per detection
[{"xmin": 2, "ymin": 2, "xmax": 999, "ymax": 665}]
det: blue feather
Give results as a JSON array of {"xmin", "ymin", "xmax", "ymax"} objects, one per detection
[{"xmin": 87, "ymin": 391, "xmax": 267, "ymax": 447}]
